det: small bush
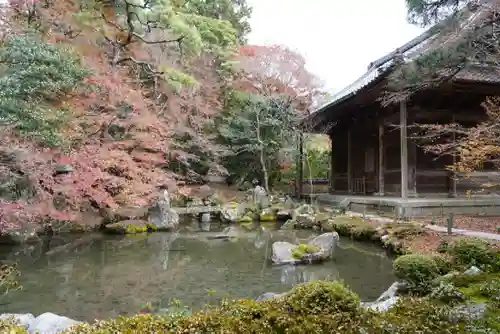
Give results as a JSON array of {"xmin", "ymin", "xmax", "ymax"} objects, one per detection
[
  {"xmin": 0, "ymin": 34, "xmax": 90, "ymax": 146},
  {"xmin": 393, "ymin": 254, "xmax": 440, "ymax": 293},
  {"xmin": 285, "ymin": 280, "xmax": 360, "ymax": 315},
  {"xmin": 447, "ymin": 237, "xmax": 496, "ymax": 268},
  {"xmin": 381, "ymin": 297, "xmax": 462, "ymax": 333}
]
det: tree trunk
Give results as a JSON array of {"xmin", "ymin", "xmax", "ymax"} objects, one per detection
[{"xmin": 255, "ymin": 111, "xmax": 269, "ymax": 191}]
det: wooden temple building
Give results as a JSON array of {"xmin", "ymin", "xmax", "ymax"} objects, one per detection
[{"xmin": 299, "ymin": 6, "xmax": 500, "ymax": 217}]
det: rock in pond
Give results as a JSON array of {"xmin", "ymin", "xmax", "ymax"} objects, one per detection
[
  {"xmin": 220, "ymin": 203, "xmax": 241, "ymax": 223},
  {"xmin": 256, "ymin": 292, "xmax": 286, "ymax": 301},
  {"xmin": 0, "ymin": 312, "xmax": 80, "ymax": 333},
  {"xmin": 276, "ymin": 209, "xmax": 292, "ymax": 222},
  {"xmin": 147, "ymin": 189, "xmax": 179, "ymax": 231},
  {"xmin": 259, "ymin": 207, "xmax": 276, "ymax": 221},
  {"xmin": 103, "ymin": 220, "xmax": 150, "ymax": 234},
  {"xmin": 270, "ymin": 232, "xmax": 339, "ymax": 265},
  {"xmin": 0, "ymin": 226, "xmax": 40, "ymax": 245}
]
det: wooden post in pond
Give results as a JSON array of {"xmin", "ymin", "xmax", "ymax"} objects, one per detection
[{"xmin": 447, "ymin": 213, "xmax": 454, "ymax": 235}]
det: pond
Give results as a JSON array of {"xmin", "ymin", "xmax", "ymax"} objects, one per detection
[{"xmin": 0, "ymin": 221, "xmax": 395, "ymax": 322}]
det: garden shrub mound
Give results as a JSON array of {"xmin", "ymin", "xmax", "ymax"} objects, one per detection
[
  {"xmin": 393, "ymin": 254, "xmax": 440, "ymax": 293},
  {"xmin": 448, "ymin": 237, "xmax": 499, "ymax": 269},
  {"xmin": 0, "ymin": 280, "xmax": 474, "ymax": 333}
]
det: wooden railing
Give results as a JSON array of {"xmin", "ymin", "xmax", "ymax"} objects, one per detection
[{"xmin": 350, "ymin": 177, "xmax": 366, "ymax": 194}]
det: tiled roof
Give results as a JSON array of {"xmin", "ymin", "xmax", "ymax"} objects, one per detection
[{"xmin": 311, "ymin": 3, "xmax": 493, "ymax": 115}]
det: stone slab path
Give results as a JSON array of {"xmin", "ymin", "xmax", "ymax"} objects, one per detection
[
  {"xmin": 346, "ymin": 211, "xmax": 500, "ymax": 241},
  {"xmin": 424, "ymin": 224, "xmax": 500, "ymax": 241}
]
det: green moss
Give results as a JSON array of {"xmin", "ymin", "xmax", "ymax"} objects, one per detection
[
  {"xmin": 291, "ymin": 243, "xmax": 321, "ymax": 259},
  {"xmin": 237, "ymin": 215, "xmax": 253, "ymax": 223},
  {"xmin": 104, "ymin": 221, "xmax": 149, "ymax": 234},
  {"xmin": 325, "ymin": 216, "xmax": 376, "ymax": 240}
]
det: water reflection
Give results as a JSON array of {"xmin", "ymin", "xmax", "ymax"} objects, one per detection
[{"xmin": 0, "ymin": 223, "xmax": 395, "ymax": 321}]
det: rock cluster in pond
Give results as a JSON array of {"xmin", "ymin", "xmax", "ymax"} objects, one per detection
[
  {"xmin": 271, "ymin": 232, "xmax": 339, "ymax": 265},
  {"xmin": 0, "ymin": 312, "xmax": 79, "ymax": 333},
  {"xmin": 103, "ymin": 189, "xmax": 179, "ymax": 234}
]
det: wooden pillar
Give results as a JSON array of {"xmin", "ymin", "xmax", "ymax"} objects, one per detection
[
  {"xmin": 401, "ymin": 101, "xmax": 417, "ymax": 198},
  {"xmin": 347, "ymin": 130, "xmax": 352, "ymax": 194},
  {"xmin": 329, "ymin": 133, "xmax": 335, "ymax": 193},
  {"xmin": 377, "ymin": 119, "xmax": 385, "ymax": 196},
  {"xmin": 400, "ymin": 101, "xmax": 408, "ymax": 199},
  {"xmin": 449, "ymin": 116, "xmax": 458, "ymax": 197},
  {"xmin": 408, "ymin": 137, "xmax": 417, "ymax": 197}
]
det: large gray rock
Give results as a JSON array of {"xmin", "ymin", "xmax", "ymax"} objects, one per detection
[
  {"xmin": 310, "ymin": 232, "xmax": 339, "ymax": 255},
  {"xmin": 252, "ymin": 185, "xmax": 269, "ymax": 207},
  {"xmin": 294, "ymin": 214, "xmax": 315, "ymax": 228},
  {"xmin": 449, "ymin": 303, "xmax": 487, "ymax": 323},
  {"xmin": 276, "ymin": 209, "xmax": 292, "ymax": 222},
  {"xmin": 220, "ymin": 206, "xmax": 238, "ymax": 223},
  {"xmin": 256, "ymin": 292, "xmax": 286, "ymax": 301},
  {"xmin": 363, "ymin": 296, "xmax": 399, "ymax": 312},
  {"xmin": 0, "ymin": 226, "xmax": 39, "ymax": 245},
  {"xmin": 147, "ymin": 190, "xmax": 179, "ymax": 231},
  {"xmin": 271, "ymin": 241, "xmax": 297, "ymax": 265},
  {"xmin": 271, "ymin": 233, "xmax": 339, "ymax": 265}
]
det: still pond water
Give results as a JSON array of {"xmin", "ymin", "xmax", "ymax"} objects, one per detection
[{"xmin": 0, "ymin": 221, "xmax": 395, "ymax": 322}]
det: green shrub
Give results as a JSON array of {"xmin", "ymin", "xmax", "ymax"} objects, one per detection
[
  {"xmin": 380, "ymin": 297, "xmax": 462, "ymax": 333},
  {"xmin": 393, "ymin": 254, "xmax": 440, "ymax": 293},
  {"xmin": 0, "ymin": 34, "xmax": 90, "ymax": 146},
  {"xmin": 285, "ymin": 280, "xmax": 360, "ymax": 315},
  {"xmin": 447, "ymin": 237, "xmax": 495, "ymax": 268}
]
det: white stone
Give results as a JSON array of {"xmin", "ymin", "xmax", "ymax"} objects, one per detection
[
  {"xmin": 365, "ymin": 296, "xmax": 399, "ymax": 312},
  {"xmin": 28, "ymin": 312, "xmax": 80, "ymax": 334},
  {"xmin": 464, "ymin": 265, "xmax": 481, "ymax": 276}
]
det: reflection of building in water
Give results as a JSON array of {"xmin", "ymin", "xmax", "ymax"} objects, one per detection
[{"xmin": 279, "ymin": 265, "xmax": 340, "ymax": 285}]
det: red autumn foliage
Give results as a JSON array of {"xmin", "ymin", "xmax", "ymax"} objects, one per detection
[
  {"xmin": 235, "ymin": 44, "xmax": 324, "ymax": 114},
  {"xmin": 0, "ymin": 0, "xmax": 229, "ymax": 230}
]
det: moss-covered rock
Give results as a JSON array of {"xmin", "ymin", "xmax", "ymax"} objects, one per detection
[
  {"xmin": 103, "ymin": 220, "xmax": 149, "ymax": 234},
  {"xmin": 101, "ymin": 206, "xmax": 148, "ymax": 225},
  {"xmin": 323, "ymin": 215, "xmax": 376, "ymax": 240},
  {"xmin": 259, "ymin": 207, "xmax": 276, "ymax": 222},
  {"xmin": 237, "ymin": 215, "xmax": 253, "ymax": 223}
]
